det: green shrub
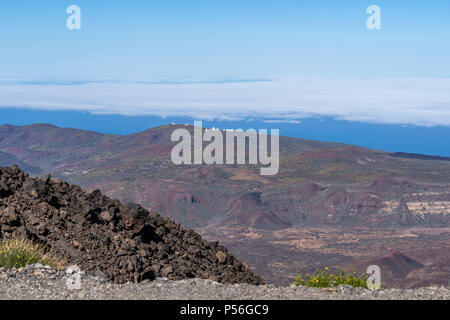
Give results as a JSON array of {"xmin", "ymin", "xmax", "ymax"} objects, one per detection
[
  {"xmin": 294, "ymin": 267, "xmax": 368, "ymax": 288},
  {"xmin": 0, "ymin": 238, "xmax": 68, "ymax": 269}
]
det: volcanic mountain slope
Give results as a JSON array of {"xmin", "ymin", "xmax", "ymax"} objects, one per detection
[
  {"xmin": 343, "ymin": 250, "xmax": 425, "ymax": 287},
  {"xmin": 342, "ymin": 247, "xmax": 450, "ymax": 289},
  {"xmin": 0, "ymin": 165, "xmax": 263, "ymax": 284},
  {"xmin": 0, "ymin": 123, "xmax": 449, "ymax": 230},
  {"xmin": 1, "ymin": 123, "xmax": 449, "ymax": 287}
]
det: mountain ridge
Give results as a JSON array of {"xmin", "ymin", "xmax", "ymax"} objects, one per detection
[
  {"xmin": 1, "ymin": 123, "xmax": 449, "ymax": 287},
  {"xmin": 0, "ymin": 122, "xmax": 449, "ymax": 230}
]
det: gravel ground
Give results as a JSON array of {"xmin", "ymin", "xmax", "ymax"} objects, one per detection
[{"xmin": 0, "ymin": 265, "xmax": 448, "ymax": 300}]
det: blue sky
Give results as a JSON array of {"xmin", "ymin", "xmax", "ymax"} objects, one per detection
[
  {"xmin": 0, "ymin": 1, "xmax": 449, "ymax": 155},
  {"xmin": 1, "ymin": 0, "xmax": 449, "ymax": 78}
]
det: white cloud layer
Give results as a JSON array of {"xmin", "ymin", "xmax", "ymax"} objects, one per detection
[
  {"xmin": 263, "ymin": 119, "xmax": 302, "ymax": 124},
  {"xmin": 0, "ymin": 77, "xmax": 449, "ymax": 127}
]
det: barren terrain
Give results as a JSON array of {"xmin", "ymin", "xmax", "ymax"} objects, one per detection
[{"xmin": 1, "ymin": 123, "xmax": 449, "ymax": 288}]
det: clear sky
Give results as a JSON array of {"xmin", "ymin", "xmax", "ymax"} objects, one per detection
[
  {"xmin": 1, "ymin": 0, "xmax": 449, "ymax": 78},
  {"xmin": 0, "ymin": 1, "xmax": 449, "ymax": 155}
]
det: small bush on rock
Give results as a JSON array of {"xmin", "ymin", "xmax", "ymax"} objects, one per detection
[
  {"xmin": 0, "ymin": 238, "xmax": 67, "ymax": 269},
  {"xmin": 294, "ymin": 268, "xmax": 368, "ymax": 288}
]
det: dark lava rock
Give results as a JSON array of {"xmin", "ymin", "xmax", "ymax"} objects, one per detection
[{"xmin": 0, "ymin": 165, "xmax": 263, "ymax": 285}]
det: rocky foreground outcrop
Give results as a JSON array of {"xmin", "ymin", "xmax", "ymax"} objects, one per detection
[{"xmin": 0, "ymin": 165, "xmax": 263, "ymax": 284}]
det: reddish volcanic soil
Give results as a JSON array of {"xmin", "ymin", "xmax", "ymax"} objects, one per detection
[
  {"xmin": 200, "ymin": 226, "xmax": 450, "ymax": 288},
  {"xmin": 1, "ymin": 123, "xmax": 449, "ymax": 288}
]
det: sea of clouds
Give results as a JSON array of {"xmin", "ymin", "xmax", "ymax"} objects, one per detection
[{"xmin": 0, "ymin": 77, "xmax": 449, "ymax": 127}]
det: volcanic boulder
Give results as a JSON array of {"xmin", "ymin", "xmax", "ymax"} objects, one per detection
[{"xmin": 0, "ymin": 165, "xmax": 263, "ymax": 284}]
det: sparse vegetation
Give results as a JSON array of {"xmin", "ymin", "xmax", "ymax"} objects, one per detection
[
  {"xmin": 294, "ymin": 268, "xmax": 368, "ymax": 288},
  {"xmin": 0, "ymin": 238, "xmax": 68, "ymax": 269}
]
